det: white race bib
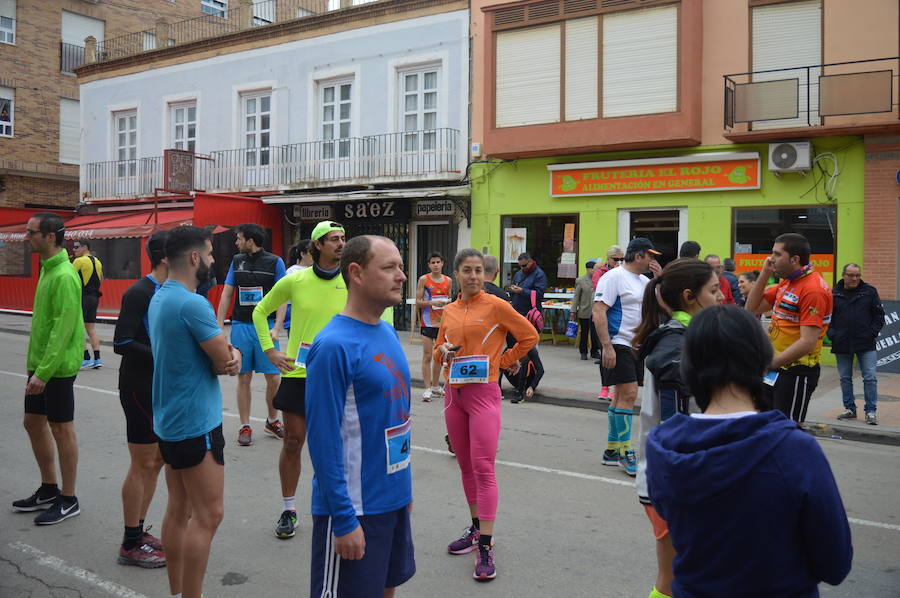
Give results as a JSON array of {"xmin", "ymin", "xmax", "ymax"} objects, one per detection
[
  {"xmin": 294, "ymin": 342, "xmax": 312, "ymax": 369},
  {"xmin": 238, "ymin": 286, "xmax": 263, "ymax": 306},
  {"xmin": 449, "ymin": 355, "xmax": 490, "ymax": 385},
  {"xmin": 385, "ymin": 419, "xmax": 412, "ymax": 474}
]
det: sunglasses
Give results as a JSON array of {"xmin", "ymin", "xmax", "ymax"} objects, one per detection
[{"xmin": 611, "ymin": 257, "xmax": 624, "ymax": 262}]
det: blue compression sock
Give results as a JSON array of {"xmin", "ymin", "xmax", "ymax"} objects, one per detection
[{"xmin": 616, "ymin": 408, "xmax": 634, "ymax": 450}]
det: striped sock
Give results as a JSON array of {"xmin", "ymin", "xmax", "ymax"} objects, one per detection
[
  {"xmin": 616, "ymin": 408, "xmax": 634, "ymax": 450},
  {"xmin": 607, "ymin": 408, "xmax": 620, "ymax": 452}
]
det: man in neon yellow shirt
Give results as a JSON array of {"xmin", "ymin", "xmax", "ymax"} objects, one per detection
[
  {"xmin": 14, "ymin": 212, "xmax": 84, "ymax": 525},
  {"xmin": 253, "ymin": 220, "xmax": 350, "ymax": 540}
]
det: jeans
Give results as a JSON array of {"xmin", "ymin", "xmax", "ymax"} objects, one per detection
[
  {"xmin": 835, "ymin": 350, "xmax": 878, "ymax": 414},
  {"xmin": 578, "ymin": 317, "xmax": 600, "ymax": 356}
]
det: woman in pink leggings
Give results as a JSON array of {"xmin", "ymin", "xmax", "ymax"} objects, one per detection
[{"xmin": 434, "ymin": 248, "xmax": 538, "ymax": 581}]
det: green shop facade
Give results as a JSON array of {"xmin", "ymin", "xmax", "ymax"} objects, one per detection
[{"xmin": 469, "ymin": 138, "xmax": 865, "ymax": 362}]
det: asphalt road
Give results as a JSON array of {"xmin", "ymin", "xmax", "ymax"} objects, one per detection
[{"xmin": 0, "ymin": 330, "xmax": 898, "ymax": 598}]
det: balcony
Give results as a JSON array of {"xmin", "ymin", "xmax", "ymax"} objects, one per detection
[
  {"xmin": 82, "ymin": 129, "xmax": 461, "ymax": 200},
  {"xmin": 724, "ymin": 57, "xmax": 900, "ymax": 142},
  {"xmin": 93, "ymin": 0, "xmax": 321, "ymax": 63},
  {"xmin": 60, "ymin": 42, "xmax": 86, "ymax": 73}
]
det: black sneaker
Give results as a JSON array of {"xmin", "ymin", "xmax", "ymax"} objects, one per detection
[
  {"xmin": 275, "ymin": 509, "xmax": 297, "ymax": 539},
  {"xmin": 12, "ymin": 488, "xmax": 59, "ymax": 512},
  {"xmin": 34, "ymin": 497, "xmax": 80, "ymax": 525}
]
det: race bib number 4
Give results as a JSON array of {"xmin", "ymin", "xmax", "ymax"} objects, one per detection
[
  {"xmin": 294, "ymin": 342, "xmax": 311, "ymax": 369},
  {"xmin": 449, "ymin": 355, "xmax": 490, "ymax": 385},
  {"xmin": 385, "ymin": 419, "xmax": 411, "ymax": 474},
  {"xmin": 238, "ymin": 286, "xmax": 264, "ymax": 306}
]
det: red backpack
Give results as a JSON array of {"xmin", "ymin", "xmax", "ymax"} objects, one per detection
[{"xmin": 526, "ymin": 290, "xmax": 544, "ymax": 333}]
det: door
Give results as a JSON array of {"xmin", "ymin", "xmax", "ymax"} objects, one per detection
[
  {"xmin": 618, "ymin": 209, "xmax": 685, "ymax": 268},
  {"xmin": 242, "ymin": 92, "xmax": 272, "ymax": 187},
  {"xmin": 415, "ymin": 221, "xmax": 456, "ymax": 284}
]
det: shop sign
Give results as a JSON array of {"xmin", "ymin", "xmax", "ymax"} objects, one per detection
[
  {"xmin": 415, "ymin": 199, "xmax": 454, "ymax": 218},
  {"xmin": 548, "ymin": 152, "xmax": 760, "ymax": 197},
  {"xmin": 163, "ymin": 149, "xmax": 194, "ymax": 193},
  {"xmin": 296, "ymin": 205, "xmax": 333, "ymax": 221},
  {"xmin": 734, "ymin": 253, "xmax": 835, "ymax": 283},
  {"xmin": 876, "ymin": 302, "xmax": 900, "ymax": 373},
  {"xmin": 338, "ymin": 200, "xmax": 410, "ymax": 221},
  {"xmin": 503, "ymin": 228, "xmax": 527, "ymax": 263}
]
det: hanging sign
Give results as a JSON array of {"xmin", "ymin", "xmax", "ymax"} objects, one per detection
[
  {"xmin": 876, "ymin": 302, "xmax": 900, "ymax": 373},
  {"xmin": 548, "ymin": 152, "xmax": 760, "ymax": 197},
  {"xmin": 296, "ymin": 205, "xmax": 333, "ymax": 221},
  {"xmin": 415, "ymin": 199, "xmax": 454, "ymax": 218}
]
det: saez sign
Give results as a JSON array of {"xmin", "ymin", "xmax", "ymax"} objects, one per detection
[
  {"xmin": 338, "ymin": 200, "xmax": 410, "ymax": 221},
  {"xmin": 547, "ymin": 152, "xmax": 760, "ymax": 197}
]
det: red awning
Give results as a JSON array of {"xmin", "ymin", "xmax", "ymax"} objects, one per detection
[{"xmin": 0, "ymin": 209, "xmax": 194, "ymax": 242}]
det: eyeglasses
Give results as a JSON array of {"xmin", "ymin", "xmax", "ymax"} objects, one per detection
[
  {"xmin": 72, "ymin": 244, "xmax": 82, "ymax": 249},
  {"xmin": 25, "ymin": 229, "xmax": 41, "ymax": 237}
]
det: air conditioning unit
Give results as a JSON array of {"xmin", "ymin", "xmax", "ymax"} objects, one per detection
[{"xmin": 768, "ymin": 142, "xmax": 812, "ymax": 173}]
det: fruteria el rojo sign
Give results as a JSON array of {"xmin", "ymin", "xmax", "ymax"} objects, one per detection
[{"xmin": 547, "ymin": 152, "xmax": 760, "ymax": 197}]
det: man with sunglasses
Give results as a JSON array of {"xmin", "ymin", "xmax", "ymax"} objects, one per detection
[
  {"xmin": 72, "ymin": 240, "xmax": 104, "ymax": 369},
  {"xmin": 13, "ymin": 213, "xmax": 84, "ymax": 525}
]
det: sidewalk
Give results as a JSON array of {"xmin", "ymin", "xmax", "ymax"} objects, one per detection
[{"xmin": 3, "ymin": 311, "xmax": 899, "ymax": 446}]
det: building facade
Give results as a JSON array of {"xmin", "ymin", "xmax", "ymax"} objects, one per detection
[
  {"xmin": 469, "ymin": 0, "xmax": 900, "ymax": 304},
  {"xmin": 75, "ymin": 0, "xmax": 470, "ymax": 328}
]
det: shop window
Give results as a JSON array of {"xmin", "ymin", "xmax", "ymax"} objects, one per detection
[
  {"xmin": 733, "ymin": 206, "xmax": 836, "ymax": 282},
  {"xmin": 500, "ymin": 214, "xmax": 579, "ymax": 291},
  {"xmin": 0, "ymin": 240, "xmax": 30, "ymax": 277},
  {"xmin": 81, "ymin": 238, "xmax": 141, "ymax": 279},
  {"xmin": 210, "ymin": 225, "xmax": 274, "ymax": 285}
]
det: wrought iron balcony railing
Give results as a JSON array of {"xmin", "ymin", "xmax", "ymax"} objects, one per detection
[
  {"xmin": 724, "ymin": 56, "xmax": 900, "ymax": 131},
  {"xmin": 60, "ymin": 42, "xmax": 86, "ymax": 73},
  {"xmin": 82, "ymin": 128, "xmax": 461, "ymax": 199}
]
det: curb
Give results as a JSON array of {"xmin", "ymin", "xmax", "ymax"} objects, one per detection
[{"xmin": 2, "ymin": 322, "xmax": 897, "ymax": 447}]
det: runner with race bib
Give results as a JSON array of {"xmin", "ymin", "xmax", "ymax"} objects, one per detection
[{"xmin": 435, "ymin": 248, "xmax": 538, "ymax": 582}]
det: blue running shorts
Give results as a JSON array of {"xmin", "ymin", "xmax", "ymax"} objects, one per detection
[{"xmin": 230, "ymin": 320, "xmax": 280, "ymax": 375}]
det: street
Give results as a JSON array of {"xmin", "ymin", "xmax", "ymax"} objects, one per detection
[{"xmin": 1, "ymin": 329, "xmax": 899, "ymax": 598}]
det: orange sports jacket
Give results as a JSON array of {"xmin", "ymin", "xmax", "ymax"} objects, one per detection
[{"xmin": 434, "ymin": 290, "xmax": 539, "ymax": 387}]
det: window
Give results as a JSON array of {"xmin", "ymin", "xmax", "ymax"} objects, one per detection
[
  {"xmin": 0, "ymin": 238, "xmax": 30, "ymax": 277},
  {"xmin": 733, "ymin": 206, "xmax": 836, "ymax": 283},
  {"xmin": 399, "ymin": 67, "xmax": 439, "ymax": 151},
  {"xmin": 0, "ymin": 86, "xmax": 12, "ymax": 137},
  {"xmin": 0, "ymin": 0, "xmax": 15, "ymax": 45},
  {"xmin": 500, "ymin": 214, "xmax": 579, "ymax": 290},
  {"xmin": 114, "ymin": 110, "xmax": 137, "ymax": 177},
  {"xmin": 61, "ymin": 10, "xmax": 103, "ymax": 46},
  {"xmin": 751, "ymin": 0, "xmax": 822, "ymax": 129},
  {"xmin": 242, "ymin": 92, "xmax": 270, "ymax": 166},
  {"xmin": 84, "ymin": 238, "xmax": 141, "ymax": 279},
  {"xmin": 170, "ymin": 102, "xmax": 197, "ymax": 152},
  {"xmin": 493, "ymin": 2, "xmax": 678, "ymax": 127},
  {"xmin": 201, "ymin": 0, "xmax": 227, "ymax": 17},
  {"xmin": 59, "ymin": 98, "xmax": 80, "ymax": 164},
  {"xmin": 297, "ymin": 7, "xmax": 313, "ymax": 17},
  {"xmin": 320, "ymin": 80, "xmax": 351, "ymax": 159},
  {"xmin": 143, "ymin": 31, "xmax": 156, "ymax": 50}
]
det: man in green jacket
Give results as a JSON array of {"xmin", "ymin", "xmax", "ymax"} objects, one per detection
[{"xmin": 13, "ymin": 212, "xmax": 84, "ymax": 525}]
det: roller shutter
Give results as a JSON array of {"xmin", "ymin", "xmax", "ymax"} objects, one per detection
[
  {"xmin": 496, "ymin": 23, "xmax": 561, "ymax": 128},
  {"xmin": 61, "ymin": 10, "xmax": 104, "ymax": 46},
  {"xmin": 59, "ymin": 99, "xmax": 80, "ymax": 164},
  {"xmin": 565, "ymin": 17, "xmax": 599, "ymax": 121}
]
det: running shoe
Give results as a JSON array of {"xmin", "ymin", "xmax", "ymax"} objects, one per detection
[
  {"xmin": 117, "ymin": 542, "xmax": 166, "ymax": 568},
  {"xmin": 80, "ymin": 359, "xmax": 94, "ymax": 370},
  {"xmin": 92, "ymin": 358, "xmax": 103, "ymax": 369},
  {"xmin": 265, "ymin": 419, "xmax": 285, "ymax": 440},
  {"xmin": 431, "ymin": 386, "xmax": 445, "ymax": 397},
  {"xmin": 447, "ymin": 525, "xmax": 479, "ymax": 555},
  {"xmin": 237, "ymin": 425, "xmax": 253, "ymax": 447},
  {"xmin": 275, "ymin": 509, "xmax": 298, "ymax": 539},
  {"xmin": 422, "ymin": 388, "xmax": 432, "ymax": 402},
  {"xmin": 836, "ymin": 409, "xmax": 857, "ymax": 420},
  {"xmin": 620, "ymin": 449, "xmax": 637, "ymax": 477},
  {"xmin": 866, "ymin": 412, "xmax": 878, "ymax": 425},
  {"xmin": 598, "ymin": 386, "xmax": 611, "ymax": 399},
  {"xmin": 12, "ymin": 487, "xmax": 59, "ymax": 512},
  {"xmin": 473, "ymin": 545, "xmax": 496, "ymax": 581},
  {"xmin": 141, "ymin": 526, "xmax": 163, "ymax": 551},
  {"xmin": 34, "ymin": 497, "xmax": 80, "ymax": 525},
  {"xmin": 601, "ymin": 449, "xmax": 620, "ymax": 466}
]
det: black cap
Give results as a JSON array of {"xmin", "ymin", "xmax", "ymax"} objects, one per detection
[
  {"xmin": 626, "ymin": 237, "xmax": 662, "ymax": 257},
  {"xmin": 146, "ymin": 230, "xmax": 169, "ymax": 261}
]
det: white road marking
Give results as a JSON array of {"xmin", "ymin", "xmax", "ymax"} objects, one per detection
[
  {"xmin": 3, "ymin": 371, "xmax": 898, "ymax": 533},
  {"xmin": 9, "ymin": 542, "xmax": 148, "ymax": 598}
]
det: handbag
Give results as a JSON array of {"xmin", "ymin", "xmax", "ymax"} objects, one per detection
[{"xmin": 526, "ymin": 290, "xmax": 544, "ymax": 333}]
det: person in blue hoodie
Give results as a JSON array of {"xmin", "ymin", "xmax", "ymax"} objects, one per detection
[
  {"xmin": 646, "ymin": 305, "xmax": 852, "ymax": 598},
  {"xmin": 632, "ymin": 258, "xmax": 723, "ymax": 598}
]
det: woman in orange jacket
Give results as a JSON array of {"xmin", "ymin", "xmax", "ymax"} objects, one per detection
[{"xmin": 434, "ymin": 248, "xmax": 539, "ymax": 582}]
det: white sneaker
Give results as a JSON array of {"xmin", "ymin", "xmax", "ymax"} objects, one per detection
[
  {"xmin": 431, "ymin": 386, "xmax": 445, "ymax": 397},
  {"xmin": 421, "ymin": 388, "xmax": 433, "ymax": 402}
]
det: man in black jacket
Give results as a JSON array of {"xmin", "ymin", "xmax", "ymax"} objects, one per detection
[{"xmin": 828, "ymin": 263, "xmax": 885, "ymax": 425}]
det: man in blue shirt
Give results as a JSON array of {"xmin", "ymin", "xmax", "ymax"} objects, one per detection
[
  {"xmin": 509, "ymin": 251, "xmax": 547, "ymax": 317},
  {"xmin": 306, "ymin": 235, "xmax": 414, "ymax": 598},
  {"xmin": 149, "ymin": 226, "xmax": 241, "ymax": 598}
]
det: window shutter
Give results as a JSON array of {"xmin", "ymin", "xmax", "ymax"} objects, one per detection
[
  {"xmin": 59, "ymin": 99, "xmax": 80, "ymax": 164},
  {"xmin": 565, "ymin": 17, "xmax": 598, "ymax": 121},
  {"xmin": 61, "ymin": 10, "xmax": 105, "ymax": 45},
  {"xmin": 0, "ymin": 0, "xmax": 15, "ymax": 16},
  {"xmin": 602, "ymin": 4, "xmax": 677, "ymax": 118},
  {"xmin": 751, "ymin": 0, "xmax": 821, "ymax": 129},
  {"xmin": 496, "ymin": 23, "xmax": 561, "ymax": 128}
]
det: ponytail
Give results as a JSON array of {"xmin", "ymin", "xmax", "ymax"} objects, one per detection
[{"xmin": 632, "ymin": 277, "xmax": 666, "ymax": 350}]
